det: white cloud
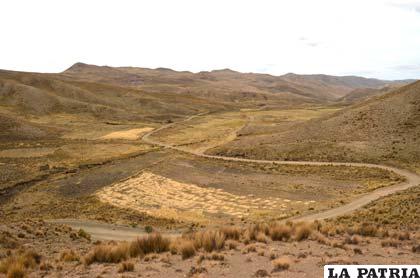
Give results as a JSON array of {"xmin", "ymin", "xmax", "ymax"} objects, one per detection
[{"xmin": 0, "ymin": 0, "xmax": 419, "ymax": 79}]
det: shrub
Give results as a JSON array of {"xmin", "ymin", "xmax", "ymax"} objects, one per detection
[
  {"xmin": 219, "ymin": 226, "xmax": 241, "ymax": 241},
  {"xmin": 60, "ymin": 250, "xmax": 79, "ymax": 262},
  {"xmin": 310, "ymin": 232, "xmax": 328, "ymax": 245},
  {"xmin": 412, "ymin": 245, "xmax": 420, "ymax": 253},
  {"xmin": 84, "ymin": 243, "xmax": 130, "ymax": 265},
  {"xmin": 381, "ymin": 239, "xmax": 400, "ymax": 248},
  {"xmin": 225, "ymin": 240, "xmax": 238, "ymax": 250},
  {"xmin": 175, "ymin": 240, "xmax": 196, "ymax": 260},
  {"xmin": 129, "ymin": 233, "xmax": 170, "ymax": 257},
  {"xmin": 193, "ymin": 230, "xmax": 225, "ymax": 252},
  {"xmin": 144, "ymin": 226, "xmax": 154, "ymax": 233},
  {"xmin": 0, "ymin": 250, "xmax": 41, "ymax": 277},
  {"xmin": 247, "ymin": 223, "xmax": 269, "ymax": 241},
  {"xmin": 6, "ymin": 262, "xmax": 25, "ymax": 278},
  {"xmin": 77, "ymin": 229, "xmax": 91, "ymax": 241},
  {"xmin": 393, "ymin": 231, "xmax": 410, "ymax": 241},
  {"xmin": 256, "ymin": 232, "xmax": 269, "ymax": 243},
  {"xmin": 272, "ymin": 257, "xmax": 291, "ymax": 272},
  {"xmin": 269, "ymin": 224, "xmax": 291, "ymax": 241},
  {"xmin": 344, "ymin": 235, "xmax": 361, "ymax": 245},
  {"xmin": 294, "ymin": 222, "xmax": 312, "ymax": 241},
  {"xmin": 353, "ymin": 224, "xmax": 378, "ymax": 237},
  {"xmin": 118, "ymin": 261, "xmax": 134, "ymax": 273}
]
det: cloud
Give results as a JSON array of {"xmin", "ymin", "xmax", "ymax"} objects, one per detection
[
  {"xmin": 298, "ymin": 37, "xmax": 320, "ymax": 47},
  {"xmin": 391, "ymin": 64, "xmax": 420, "ymax": 71},
  {"xmin": 388, "ymin": 1, "xmax": 420, "ymax": 13}
]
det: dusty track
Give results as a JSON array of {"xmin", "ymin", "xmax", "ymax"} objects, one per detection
[
  {"xmin": 51, "ymin": 113, "xmax": 420, "ymax": 241},
  {"xmin": 142, "ymin": 114, "xmax": 420, "ymax": 222}
]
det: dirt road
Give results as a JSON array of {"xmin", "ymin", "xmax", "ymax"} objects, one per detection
[
  {"xmin": 143, "ymin": 114, "xmax": 420, "ymax": 222},
  {"xmin": 51, "ymin": 114, "xmax": 420, "ymax": 241}
]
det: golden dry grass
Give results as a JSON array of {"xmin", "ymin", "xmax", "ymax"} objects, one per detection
[
  {"xmin": 118, "ymin": 261, "xmax": 134, "ymax": 273},
  {"xmin": 272, "ymin": 257, "xmax": 291, "ymax": 271},
  {"xmin": 192, "ymin": 230, "xmax": 225, "ymax": 252},
  {"xmin": 60, "ymin": 250, "xmax": 80, "ymax": 262},
  {"xmin": 84, "ymin": 243, "xmax": 130, "ymax": 265}
]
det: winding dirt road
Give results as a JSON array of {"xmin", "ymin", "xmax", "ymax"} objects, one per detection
[
  {"xmin": 51, "ymin": 113, "xmax": 420, "ymax": 241},
  {"xmin": 142, "ymin": 113, "xmax": 420, "ymax": 222}
]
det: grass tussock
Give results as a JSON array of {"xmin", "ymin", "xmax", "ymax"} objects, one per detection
[
  {"xmin": 170, "ymin": 238, "xmax": 196, "ymax": 259},
  {"xmin": 381, "ymin": 239, "xmax": 401, "ymax": 248},
  {"xmin": 118, "ymin": 261, "xmax": 134, "ymax": 273},
  {"xmin": 84, "ymin": 233, "xmax": 171, "ymax": 265},
  {"xmin": 193, "ymin": 230, "xmax": 225, "ymax": 252},
  {"xmin": 269, "ymin": 223, "xmax": 292, "ymax": 241},
  {"xmin": 0, "ymin": 250, "xmax": 41, "ymax": 278},
  {"xmin": 84, "ymin": 242, "xmax": 130, "ymax": 265},
  {"xmin": 293, "ymin": 222, "xmax": 313, "ymax": 241},
  {"xmin": 219, "ymin": 226, "xmax": 242, "ymax": 241},
  {"xmin": 344, "ymin": 235, "xmax": 361, "ymax": 245},
  {"xmin": 60, "ymin": 250, "xmax": 80, "ymax": 262},
  {"xmin": 272, "ymin": 257, "xmax": 291, "ymax": 272},
  {"xmin": 129, "ymin": 233, "xmax": 170, "ymax": 257}
]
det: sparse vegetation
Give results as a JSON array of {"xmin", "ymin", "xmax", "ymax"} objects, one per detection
[
  {"xmin": 272, "ymin": 257, "xmax": 291, "ymax": 271},
  {"xmin": 118, "ymin": 261, "xmax": 134, "ymax": 273}
]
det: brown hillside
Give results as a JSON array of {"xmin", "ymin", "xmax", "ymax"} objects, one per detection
[{"xmin": 210, "ymin": 81, "xmax": 420, "ymax": 171}]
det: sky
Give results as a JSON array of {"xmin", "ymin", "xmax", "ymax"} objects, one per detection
[{"xmin": 1, "ymin": 0, "xmax": 420, "ymax": 80}]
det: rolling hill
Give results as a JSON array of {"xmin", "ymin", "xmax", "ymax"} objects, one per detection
[{"xmin": 210, "ymin": 81, "xmax": 420, "ymax": 171}]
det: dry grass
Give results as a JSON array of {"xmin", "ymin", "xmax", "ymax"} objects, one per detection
[
  {"xmin": 293, "ymin": 222, "xmax": 313, "ymax": 241},
  {"xmin": 170, "ymin": 238, "xmax": 196, "ymax": 259},
  {"xmin": 193, "ymin": 230, "xmax": 225, "ymax": 252},
  {"xmin": 84, "ymin": 243, "xmax": 130, "ymax": 265},
  {"xmin": 0, "ymin": 250, "xmax": 41, "ymax": 278},
  {"xmin": 310, "ymin": 231, "xmax": 329, "ymax": 245},
  {"xmin": 219, "ymin": 226, "xmax": 242, "ymax": 241},
  {"xmin": 225, "ymin": 240, "xmax": 238, "ymax": 250},
  {"xmin": 5, "ymin": 262, "xmax": 25, "ymax": 278},
  {"xmin": 118, "ymin": 261, "xmax": 134, "ymax": 273},
  {"xmin": 381, "ymin": 239, "xmax": 401, "ymax": 248},
  {"xmin": 269, "ymin": 223, "xmax": 292, "ymax": 241},
  {"xmin": 84, "ymin": 233, "xmax": 171, "ymax": 265},
  {"xmin": 77, "ymin": 229, "xmax": 91, "ymax": 241},
  {"xmin": 129, "ymin": 233, "xmax": 170, "ymax": 257},
  {"xmin": 60, "ymin": 250, "xmax": 80, "ymax": 262},
  {"xmin": 272, "ymin": 257, "xmax": 291, "ymax": 272},
  {"xmin": 344, "ymin": 235, "xmax": 361, "ymax": 245},
  {"xmin": 256, "ymin": 232, "xmax": 269, "ymax": 243},
  {"xmin": 392, "ymin": 231, "xmax": 410, "ymax": 241}
]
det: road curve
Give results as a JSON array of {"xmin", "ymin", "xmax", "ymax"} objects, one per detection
[
  {"xmin": 50, "ymin": 114, "xmax": 419, "ymax": 241},
  {"xmin": 142, "ymin": 114, "xmax": 420, "ymax": 222}
]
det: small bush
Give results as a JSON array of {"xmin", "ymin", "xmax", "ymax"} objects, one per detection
[
  {"xmin": 118, "ymin": 261, "xmax": 134, "ymax": 273},
  {"xmin": 381, "ymin": 239, "xmax": 400, "ymax": 248},
  {"xmin": 6, "ymin": 262, "xmax": 25, "ymax": 278},
  {"xmin": 272, "ymin": 257, "xmax": 291, "ymax": 272},
  {"xmin": 193, "ymin": 230, "xmax": 225, "ymax": 252},
  {"xmin": 179, "ymin": 241, "xmax": 196, "ymax": 260},
  {"xmin": 84, "ymin": 243, "xmax": 129, "ymax": 265},
  {"xmin": 311, "ymin": 232, "xmax": 328, "ymax": 245},
  {"xmin": 269, "ymin": 224, "xmax": 291, "ymax": 241},
  {"xmin": 294, "ymin": 223, "xmax": 312, "ymax": 241},
  {"xmin": 77, "ymin": 229, "xmax": 91, "ymax": 241},
  {"xmin": 256, "ymin": 232, "xmax": 269, "ymax": 243},
  {"xmin": 129, "ymin": 233, "xmax": 170, "ymax": 257},
  {"xmin": 144, "ymin": 226, "xmax": 154, "ymax": 233},
  {"xmin": 393, "ymin": 231, "xmax": 410, "ymax": 241},
  {"xmin": 60, "ymin": 250, "xmax": 79, "ymax": 262},
  {"xmin": 344, "ymin": 235, "xmax": 361, "ymax": 245},
  {"xmin": 353, "ymin": 224, "xmax": 378, "ymax": 237},
  {"xmin": 219, "ymin": 226, "xmax": 241, "ymax": 241},
  {"xmin": 225, "ymin": 240, "xmax": 238, "ymax": 250}
]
